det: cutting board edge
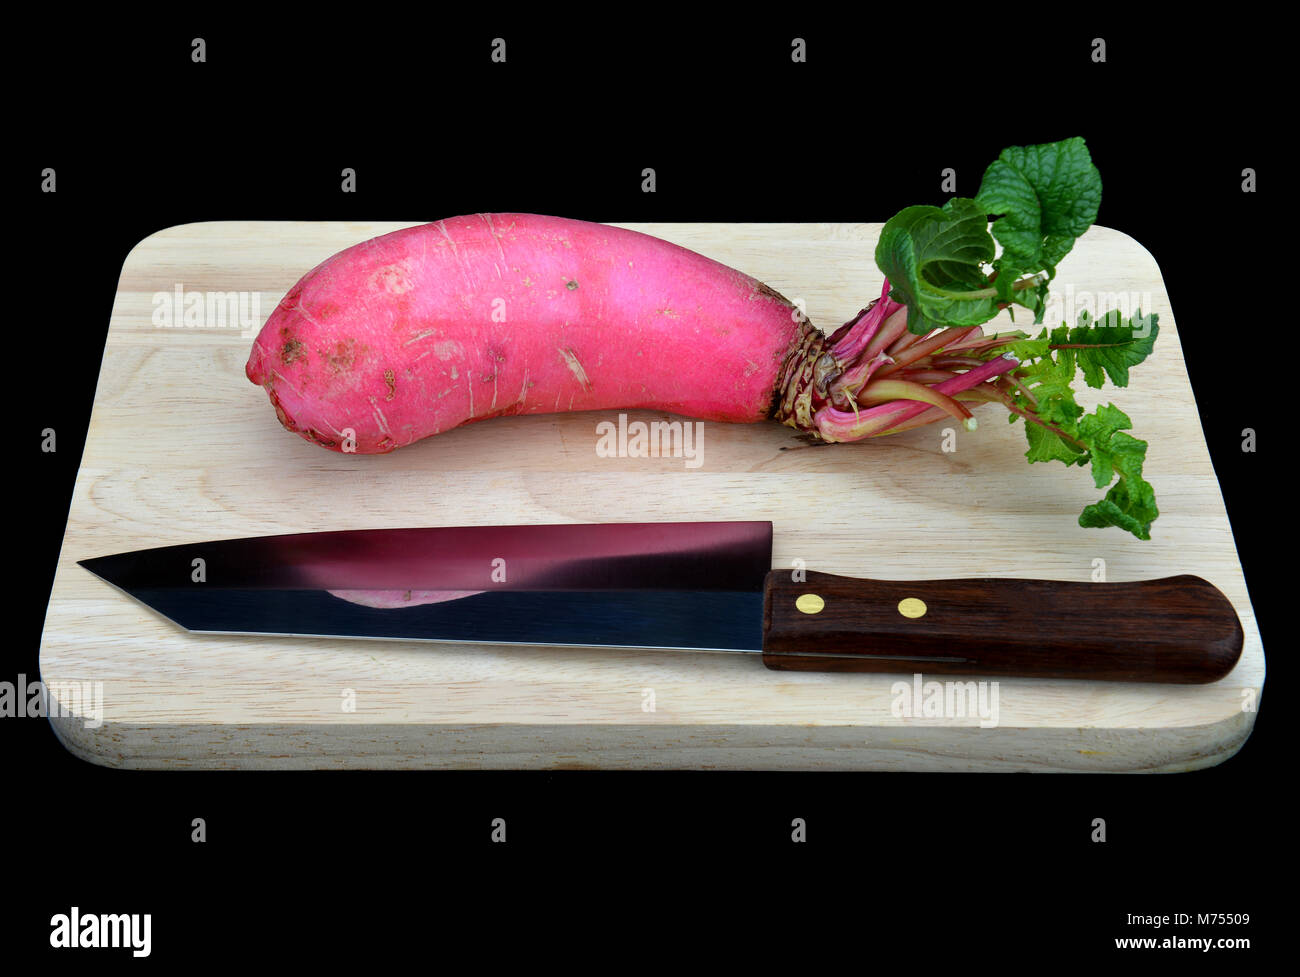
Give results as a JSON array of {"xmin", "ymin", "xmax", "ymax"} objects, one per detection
[{"xmin": 47, "ymin": 705, "xmax": 1257, "ymax": 773}]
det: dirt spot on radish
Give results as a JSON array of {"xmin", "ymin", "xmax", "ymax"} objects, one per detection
[
  {"xmin": 565, "ymin": 279, "xmax": 579, "ymax": 290},
  {"xmin": 281, "ymin": 338, "xmax": 306, "ymax": 365},
  {"xmin": 384, "ymin": 369, "xmax": 396, "ymax": 401},
  {"xmin": 306, "ymin": 428, "xmax": 337, "ymax": 448},
  {"xmin": 480, "ymin": 349, "xmax": 506, "ymax": 383},
  {"xmin": 324, "ymin": 338, "xmax": 359, "ymax": 375},
  {"xmin": 751, "ymin": 279, "xmax": 794, "ymax": 306},
  {"xmin": 370, "ymin": 262, "xmax": 414, "ymax": 294},
  {"xmin": 272, "ymin": 398, "xmax": 298, "ymax": 432}
]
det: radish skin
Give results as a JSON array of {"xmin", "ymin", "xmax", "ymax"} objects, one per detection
[
  {"xmin": 246, "ymin": 214, "xmax": 807, "ymax": 453},
  {"xmin": 247, "ymin": 213, "xmax": 1024, "ymax": 454}
]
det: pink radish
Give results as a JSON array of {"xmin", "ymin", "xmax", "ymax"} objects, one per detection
[{"xmin": 246, "ymin": 213, "xmax": 1018, "ymax": 453}]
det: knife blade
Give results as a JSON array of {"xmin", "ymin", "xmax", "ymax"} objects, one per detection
[{"xmin": 78, "ymin": 521, "xmax": 1244, "ymax": 683}]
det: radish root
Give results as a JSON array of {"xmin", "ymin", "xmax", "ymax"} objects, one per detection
[{"xmin": 775, "ymin": 280, "xmax": 1021, "ymax": 442}]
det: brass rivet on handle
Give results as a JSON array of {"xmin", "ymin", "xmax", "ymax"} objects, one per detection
[
  {"xmin": 795, "ymin": 594, "xmax": 825, "ymax": 614},
  {"xmin": 898, "ymin": 597, "xmax": 927, "ymax": 619}
]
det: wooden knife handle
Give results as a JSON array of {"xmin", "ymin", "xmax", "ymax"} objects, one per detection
[{"xmin": 761, "ymin": 571, "xmax": 1243, "ymax": 683}]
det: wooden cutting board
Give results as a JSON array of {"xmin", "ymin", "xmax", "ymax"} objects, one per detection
[{"xmin": 39, "ymin": 221, "xmax": 1264, "ymax": 771}]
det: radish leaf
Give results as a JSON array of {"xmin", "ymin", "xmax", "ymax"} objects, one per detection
[
  {"xmin": 974, "ymin": 137, "xmax": 1102, "ymax": 307},
  {"xmin": 1076, "ymin": 405, "xmax": 1158, "ymax": 539},
  {"xmin": 991, "ymin": 311, "xmax": 1160, "ymax": 539},
  {"xmin": 869, "ymin": 138, "xmax": 1159, "ymax": 538},
  {"xmin": 874, "ymin": 198, "xmax": 997, "ymax": 334},
  {"xmin": 876, "ymin": 137, "xmax": 1102, "ymax": 335},
  {"xmin": 1069, "ymin": 310, "xmax": 1159, "ymax": 388}
]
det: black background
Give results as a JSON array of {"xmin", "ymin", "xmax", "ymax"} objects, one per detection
[{"xmin": 10, "ymin": 17, "xmax": 1280, "ymax": 964}]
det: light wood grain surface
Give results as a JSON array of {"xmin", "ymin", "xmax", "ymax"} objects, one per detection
[{"xmin": 39, "ymin": 220, "xmax": 1264, "ymax": 770}]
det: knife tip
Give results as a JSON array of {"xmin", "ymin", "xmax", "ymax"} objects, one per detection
[{"xmin": 77, "ymin": 556, "xmax": 112, "ymax": 581}]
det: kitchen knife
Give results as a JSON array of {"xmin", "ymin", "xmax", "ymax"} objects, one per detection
[{"xmin": 78, "ymin": 521, "xmax": 1243, "ymax": 683}]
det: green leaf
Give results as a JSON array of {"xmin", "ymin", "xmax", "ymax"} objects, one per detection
[
  {"xmin": 975, "ymin": 137, "xmax": 1101, "ymax": 323},
  {"xmin": 999, "ymin": 324, "xmax": 1159, "ymax": 539},
  {"xmin": 996, "ymin": 330, "xmax": 1051, "ymax": 362},
  {"xmin": 1077, "ymin": 404, "xmax": 1132, "ymax": 485},
  {"xmin": 975, "ymin": 136, "xmax": 1102, "ymax": 281},
  {"xmin": 1069, "ymin": 310, "xmax": 1159, "ymax": 389},
  {"xmin": 873, "ymin": 138, "xmax": 1104, "ymax": 335},
  {"xmin": 1016, "ymin": 325, "xmax": 1076, "ymax": 397},
  {"xmin": 1023, "ymin": 398, "xmax": 1085, "ymax": 464},
  {"xmin": 875, "ymin": 198, "xmax": 998, "ymax": 334},
  {"xmin": 1074, "ymin": 404, "xmax": 1158, "ymax": 540},
  {"xmin": 1009, "ymin": 330, "xmax": 1084, "ymax": 464},
  {"xmin": 1079, "ymin": 499, "xmax": 1143, "ymax": 537}
]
